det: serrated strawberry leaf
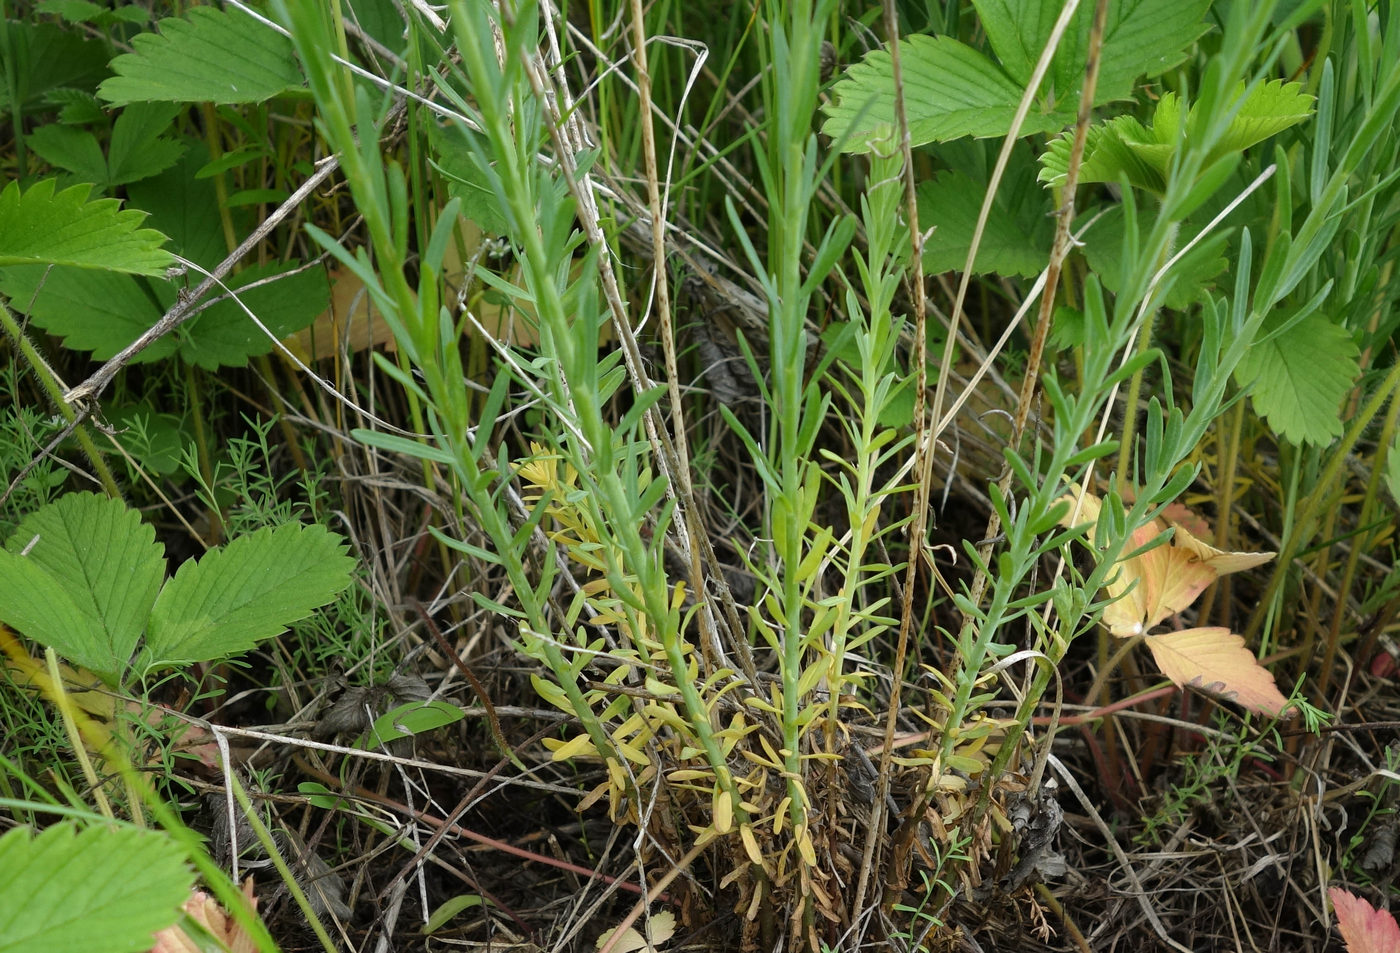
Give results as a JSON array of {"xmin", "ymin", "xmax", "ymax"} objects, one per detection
[
  {"xmin": 1040, "ymin": 81, "xmax": 1314, "ymax": 189},
  {"xmin": 1143, "ymin": 627, "xmax": 1288, "ymax": 716},
  {"xmin": 0, "ymin": 822, "xmax": 192, "ymax": 953},
  {"xmin": 2, "ymin": 493, "xmax": 165, "ymax": 684},
  {"xmin": 822, "ymin": 35, "xmax": 1066, "ymax": 153},
  {"xmin": 0, "ymin": 551, "xmax": 113, "ymax": 682},
  {"xmin": 1331, "ymin": 888, "xmax": 1400, "ymax": 953},
  {"xmin": 0, "ymin": 264, "xmax": 172, "ymax": 362},
  {"xmin": 1235, "ymin": 311, "xmax": 1359, "ymax": 445},
  {"xmin": 142, "ymin": 523, "xmax": 355, "ymax": 671},
  {"xmin": 824, "ymin": 0, "xmax": 1210, "ymax": 153},
  {"xmin": 0, "ymin": 179, "xmax": 173, "ymax": 275},
  {"xmin": 98, "ymin": 6, "xmax": 305, "ymax": 106}
]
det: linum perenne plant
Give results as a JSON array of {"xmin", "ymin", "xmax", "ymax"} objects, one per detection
[
  {"xmin": 277, "ymin": 0, "xmax": 918, "ymax": 939},
  {"xmin": 277, "ymin": 0, "xmax": 1345, "ymax": 945}
]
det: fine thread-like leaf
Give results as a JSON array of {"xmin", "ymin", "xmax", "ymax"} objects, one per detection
[
  {"xmin": 0, "ymin": 822, "xmax": 192, "ymax": 953},
  {"xmin": 5, "ymin": 493, "xmax": 165, "ymax": 683},
  {"xmin": 98, "ymin": 6, "xmax": 304, "ymax": 106},
  {"xmin": 144, "ymin": 522, "xmax": 355, "ymax": 669},
  {"xmin": 1235, "ymin": 311, "xmax": 1359, "ymax": 445},
  {"xmin": 0, "ymin": 179, "xmax": 172, "ymax": 275}
]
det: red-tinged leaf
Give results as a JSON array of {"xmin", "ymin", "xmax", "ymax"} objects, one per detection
[
  {"xmin": 1330, "ymin": 888, "xmax": 1400, "ymax": 953},
  {"xmin": 1160, "ymin": 501, "xmax": 1211, "ymax": 537},
  {"xmin": 1143, "ymin": 627, "xmax": 1289, "ymax": 716},
  {"xmin": 1171, "ymin": 521, "xmax": 1276, "ymax": 575}
]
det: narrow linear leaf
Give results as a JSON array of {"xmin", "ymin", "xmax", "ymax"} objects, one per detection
[
  {"xmin": 1143, "ymin": 627, "xmax": 1288, "ymax": 716},
  {"xmin": 356, "ymin": 700, "xmax": 466, "ymax": 750},
  {"xmin": 98, "ymin": 6, "xmax": 304, "ymax": 106},
  {"xmin": 144, "ymin": 523, "xmax": 355, "ymax": 669},
  {"xmin": 0, "ymin": 179, "xmax": 173, "ymax": 275},
  {"xmin": 5, "ymin": 493, "xmax": 165, "ymax": 682},
  {"xmin": 0, "ymin": 822, "xmax": 192, "ymax": 953}
]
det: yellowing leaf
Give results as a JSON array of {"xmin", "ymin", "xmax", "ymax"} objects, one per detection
[
  {"xmin": 544, "ymin": 733, "xmax": 600, "ymax": 761},
  {"xmin": 1331, "ymin": 888, "xmax": 1400, "ymax": 953},
  {"xmin": 1170, "ymin": 521, "xmax": 1276, "ymax": 575},
  {"xmin": 1142, "ymin": 628, "xmax": 1288, "ymax": 716},
  {"xmin": 1110, "ymin": 528, "xmax": 1217, "ymax": 634},
  {"xmin": 739, "ymin": 823, "xmax": 766, "ymax": 869},
  {"xmin": 713, "ymin": 784, "xmax": 734, "ymax": 834},
  {"xmin": 595, "ymin": 910, "xmax": 676, "ymax": 953}
]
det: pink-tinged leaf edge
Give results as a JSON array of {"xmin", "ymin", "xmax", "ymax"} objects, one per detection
[
  {"xmin": 1330, "ymin": 888, "xmax": 1400, "ymax": 953},
  {"xmin": 1142, "ymin": 627, "xmax": 1289, "ymax": 716}
]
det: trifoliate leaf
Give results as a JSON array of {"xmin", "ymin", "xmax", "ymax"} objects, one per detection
[
  {"xmin": 4, "ymin": 493, "xmax": 165, "ymax": 684},
  {"xmin": 106, "ymin": 101, "xmax": 187, "ymax": 185},
  {"xmin": 0, "ymin": 822, "xmax": 192, "ymax": 953},
  {"xmin": 1143, "ymin": 627, "xmax": 1288, "ymax": 716},
  {"xmin": 1040, "ymin": 81, "xmax": 1314, "ymax": 189},
  {"xmin": 99, "ymin": 6, "xmax": 304, "ymax": 105},
  {"xmin": 1235, "ymin": 312, "xmax": 1359, "ymax": 445},
  {"xmin": 0, "ymin": 179, "xmax": 172, "ymax": 275},
  {"xmin": 143, "ymin": 522, "xmax": 355, "ymax": 670}
]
